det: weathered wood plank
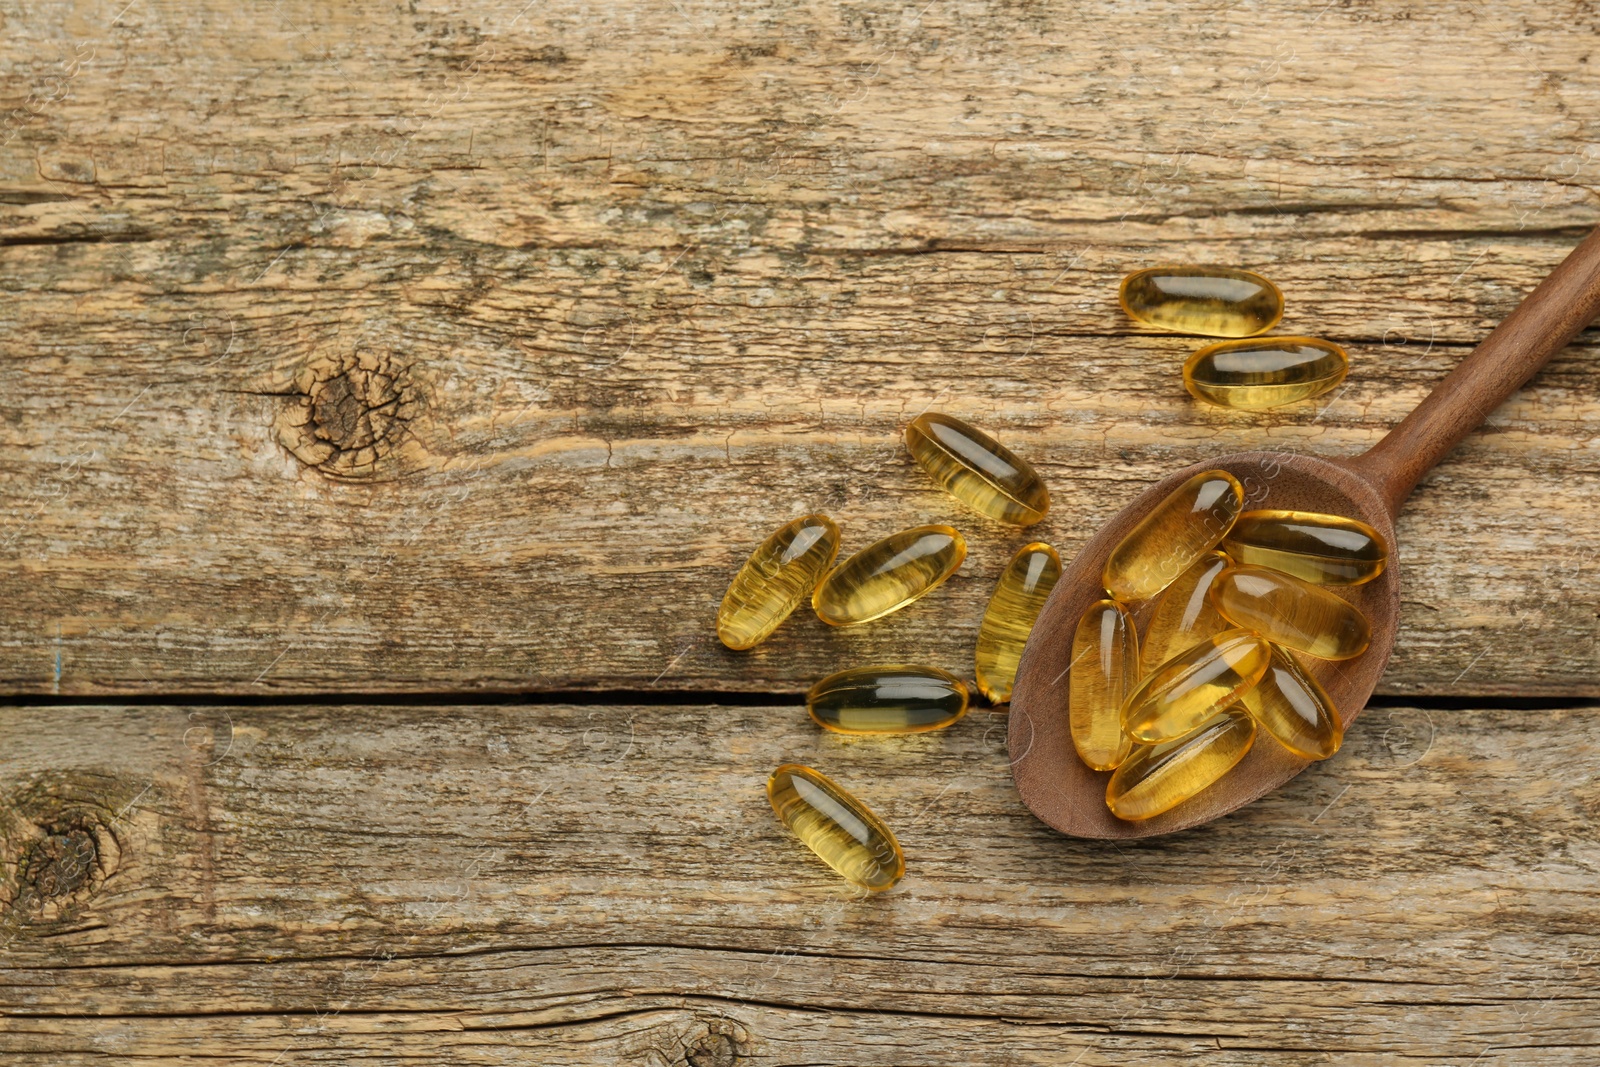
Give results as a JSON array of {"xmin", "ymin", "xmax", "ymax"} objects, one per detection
[
  {"xmin": 3, "ymin": 2, "xmax": 1599, "ymax": 695},
  {"xmin": 2, "ymin": 700, "xmax": 1598, "ymax": 1063},
  {"xmin": 3, "ymin": 243, "xmax": 1596, "ymax": 696}
]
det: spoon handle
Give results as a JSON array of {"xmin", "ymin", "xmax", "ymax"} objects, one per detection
[{"xmin": 1348, "ymin": 225, "xmax": 1600, "ymax": 515}]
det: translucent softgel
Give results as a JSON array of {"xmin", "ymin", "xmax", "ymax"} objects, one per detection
[
  {"xmin": 905, "ymin": 412, "xmax": 1050, "ymax": 525},
  {"xmin": 1184, "ymin": 336, "xmax": 1348, "ymax": 410},
  {"xmin": 717, "ymin": 515, "xmax": 841, "ymax": 650},
  {"xmin": 1107, "ymin": 708, "xmax": 1256, "ymax": 821},
  {"xmin": 808, "ymin": 665, "xmax": 970, "ymax": 735},
  {"xmin": 767, "ymin": 764, "xmax": 905, "ymax": 891},
  {"xmin": 1103, "ymin": 470, "xmax": 1243, "ymax": 602},
  {"xmin": 1120, "ymin": 266, "xmax": 1284, "ymax": 338},
  {"xmin": 974, "ymin": 542, "xmax": 1061, "ymax": 704},
  {"xmin": 812, "ymin": 525, "xmax": 967, "ymax": 626}
]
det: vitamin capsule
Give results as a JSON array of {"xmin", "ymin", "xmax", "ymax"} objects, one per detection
[
  {"xmin": 1140, "ymin": 550, "xmax": 1232, "ymax": 672},
  {"xmin": 1184, "ymin": 336, "xmax": 1348, "ymax": 410},
  {"xmin": 716, "ymin": 515, "xmax": 842, "ymax": 650},
  {"xmin": 808, "ymin": 665, "xmax": 970, "ymax": 735},
  {"xmin": 1222, "ymin": 509, "xmax": 1388, "ymax": 586},
  {"xmin": 1240, "ymin": 646, "xmax": 1343, "ymax": 760},
  {"xmin": 1103, "ymin": 469, "xmax": 1243, "ymax": 602},
  {"xmin": 974, "ymin": 542, "xmax": 1062, "ymax": 704},
  {"xmin": 904, "ymin": 412, "xmax": 1050, "ymax": 525},
  {"xmin": 1069, "ymin": 599, "xmax": 1140, "ymax": 770},
  {"xmin": 1122, "ymin": 629, "xmax": 1271, "ymax": 743},
  {"xmin": 766, "ymin": 764, "xmax": 904, "ymax": 891},
  {"xmin": 812, "ymin": 525, "xmax": 966, "ymax": 626},
  {"xmin": 1106, "ymin": 707, "xmax": 1256, "ymax": 821},
  {"xmin": 1210, "ymin": 565, "xmax": 1370, "ymax": 661},
  {"xmin": 1119, "ymin": 266, "xmax": 1283, "ymax": 338}
]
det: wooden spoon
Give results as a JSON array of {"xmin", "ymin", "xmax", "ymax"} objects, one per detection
[{"xmin": 1008, "ymin": 226, "xmax": 1600, "ymax": 838}]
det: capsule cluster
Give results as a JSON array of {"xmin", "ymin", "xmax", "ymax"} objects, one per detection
[
  {"xmin": 722, "ymin": 263, "xmax": 1377, "ymax": 879},
  {"xmin": 1075, "ymin": 470, "xmax": 1387, "ymax": 821},
  {"xmin": 717, "ymin": 411, "xmax": 1058, "ymax": 890},
  {"xmin": 1119, "ymin": 265, "xmax": 1350, "ymax": 410}
]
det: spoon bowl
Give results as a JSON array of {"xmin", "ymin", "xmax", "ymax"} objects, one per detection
[
  {"xmin": 1009, "ymin": 226, "xmax": 1600, "ymax": 838},
  {"xmin": 1009, "ymin": 451, "xmax": 1397, "ymax": 837}
]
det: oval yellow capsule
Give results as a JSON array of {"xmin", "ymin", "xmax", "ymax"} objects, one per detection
[
  {"xmin": 1240, "ymin": 646, "xmax": 1343, "ymax": 760},
  {"xmin": 716, "ymin": 515, "xmax": 842, "ymax": 650},
  {"xmin": 1140, "ymin": 550, "xmax": 1232, "ymax": 672},
  {"xmin": 1069, "ymin": 599, "xmax": 1140, "ymax": 770},
  {"xmin": 1103, "ymin": 469, "xmax": 1243, "ymax": 602},
  {"xmin": 812, "ymin": 525, "xmax": 967, "ymax": 626},
  {"xmin": 904, "ymin": 412, "xmax": 1050, "ymax": 525},
  {"xmin": 766, "ymin": 764, "xmax": 904, "ymax": 891},
  {"xmin": 1222, "ymin": 509, "xmax": 1388, "ymax": 586},
  {"xmin": 1122, "ymin": 629, "xmax": 1271, "ymax": 743},
  {"xmin": 1107, "ymin": 707, "xmax": 1256, "ymax": 821},
  {"xmin": 1210, "ymin": 565, "xmax": 1371, "ymax": 661},
  {"xmin": 974, "ymin": 542, "xmax": 1062, "ymax": 704},
  {"xmin": 1119, "ymin": 266, "xmax": 1283, "ymax": 338},
  {"xmin": 1184, "ymin": 336, "xmax": 1348, "ymax": 410},
  {"xmin": 807, "ymin": 665, "xmax": 970, "ymax": 735}
]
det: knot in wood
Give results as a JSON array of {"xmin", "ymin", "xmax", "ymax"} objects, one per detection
[
  {"xmin": 678, "ymin": 1016, "xmax": 750, "ymax": 1067},
  {"xmin": 276, "ymin": 350, "xmax": 417, "ymax": 479},
  {"xmin": 1, "ymin": 802, "xmax": 121, "ymax": 924},
  {"xmin": 684, "ymin": 1033, "xmax": 739, "ymax": 1067},
  {"xmin": 22, "ymin": 826, "xmax": 97, "ymax": 899}
]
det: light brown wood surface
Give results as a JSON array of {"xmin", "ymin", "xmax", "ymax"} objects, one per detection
[
  {"xmin": 3, "ymin": 700, "xmax": 1599, "ymax": 1065},
  {"xmin": 2, "ymin": 0, "xmax": 1599, "ymax": 1063},
  {"xmin": 0, "ymin": 0, "xmax": 1598, "ymax": 696}
]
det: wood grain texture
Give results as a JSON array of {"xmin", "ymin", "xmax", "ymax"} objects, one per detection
[
  {"xmin": 4, "ymin": 3, "xmax": 1600, "ymax": 1060},
  {"xmin": 0, "ymin": 0, "xmax": 1598, "ymax": 695},
  {"xmin": 2, "ymin": 700, "xmax": 1598, "ymax": 1064}
]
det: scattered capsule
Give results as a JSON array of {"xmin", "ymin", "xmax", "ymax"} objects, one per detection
[
  {"xmin": 1210, "ymin": 565, "xmax": 1371, "ymax": 661},
  {"xmin": 1222, "ymin": 509, "xmax": 1388, "ymax": 586},
  {"xmin": 1141, "ymin": 550, "xmax": 1232, "ymax": 673},
  {"xmin": 808, "ymin": 665, "xmax": 970, "ymax": 735},
  {"xmin": 1119, "ymin": 266, "xmax": 1284, "ymax": 338},
  {"xmin": 766, "ymin": 764, "xmax": 904, "ymax": 891},
  {"xmin": 1103, "ymin": 469, "xmax": 1243, "ymax": 602},
  {"xmin": 1240, "ymin": 646, "xmax": 1343, "ymax": 760},
  {"xmin": 905, "ymin": 412, "xmax": 1050, "ymax": 525},
  {"xmin": 1069, "ymin": 599, "xmax": 1141, "ymax": 771},
  {"xmin": 1106, "ymin": 707, "xmax": 1256, "ymax": 821},
  {"xmin": 812, "ymin": 525, "xmax": 967, "ymax": 626},
  {"xmin": 716, "ymin": 515, "xmax": 842, "ymax": 650},
  {"xmin": 974, "ymin": 542, "xmax": 1062, "ymax": 704},
  {"xmin": 1183, "ymin": 336, "xmax": 1348, "ymax": 410},
  {"xmin": 1122, "ymin": 629, "xmax": 1271, "ymax": 743}
]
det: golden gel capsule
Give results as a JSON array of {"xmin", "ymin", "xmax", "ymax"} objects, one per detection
[
  {"xmin": 1119, "ymin": 266, "xmax": 1283, "ymax": 338},
  {"xmin": 904, "ymin": 412, "xmax": 1050, "ymax": 525},
  {"xmin": 1069, "ymin": 599, "xmax": 1140, "ymax": 770},
  {"xmin": 1240, "ymin": 646, "xmax": 1343, "ymax": 760},
  {"xmin": 1140, "ymin": 550, "xmax": 1232, "ymax": 672},
  {"xmin": 1107, "ymin": 707, "xmax": 1256, "ymax": 821},
  {"xmin": 808, "ymin": 665, "xmax": 970, "ymax": 735},
  {"xmin": 1222, "ymin": 509, "xmax": 1388, "ymax": 586},
  {"xmin": 1103, "ymin": 469, "xmax": 1243, "ymax": 602},
  {"xmin": 766, "ymin": 764, "xmax": 904, "ymax": 891},
  {"xmin": 1210, "ymin": 565, "xmax": 1371, "ymax": 661},
  {"xmin": 812, "ymin": 525, "xmax": 966, "ymax": 626},
  {"xmin": 1184, "ymin": 336, "xmax": 1348, "ymax": 410},
  {"xmin": 1122, "ymin": 629, "xmax": 1271, "ymax": 743},
  {"xmin": 974, "ymin": 542, "xmax": 1062, "ymax": 704},
  {"xmin": 716, "ymin": 515, "xmax": 842, "ymax": 650}
]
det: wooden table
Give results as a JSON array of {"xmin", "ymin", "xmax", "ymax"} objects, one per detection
[{"xmin": 3, "ymin": 1, "xmax": 1598, "ymax": 1063}]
